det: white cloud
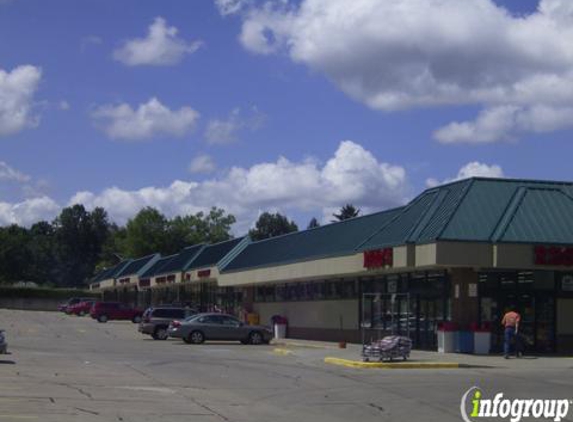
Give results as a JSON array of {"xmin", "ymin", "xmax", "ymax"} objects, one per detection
[
  {"xmin": 92, "ymin": 97, "xmax": 200, "ymax": 141},
  {"xmin": 0, "ymin": 162, "xmax": 31, "ymax": 183},
  {"xmin": 426, "ymin": 161, "xmax": 504, "ymax": 187},
  {"xmin": 189, "ymin": 154, "xmax": 216, "ymax": 174},
  {"xmin": 0, "ymin": 141, "xmax": 407, "ymax": 231},
  {"xmin": 231, "ymin": 0, "xmax": 573, "ymax": 143},
  {"xmin": 69, "ymin": 140, "xmax": 408, "ymax": 232},
  {"xmin": 215, "ymin": 0, "xmax": 251, "ymax": 16},
  {"xmin": 0, "ymin": 65, "xmax": 42, "ymax": 137},
  {"xmin": 205, "ymin": 107, "xmax": 265, "ymax": 144},
  {"xmin": 0, "ymin": 196, "xmax": 60, "ymax": 226},
  {"xmin": 114, "ymin": 17, "xmax": 202, "ymax": 66}
]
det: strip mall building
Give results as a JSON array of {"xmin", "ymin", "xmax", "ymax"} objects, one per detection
[{"xmin": 91, "ymin": 178, "xmax": 573, "ymax": 353}]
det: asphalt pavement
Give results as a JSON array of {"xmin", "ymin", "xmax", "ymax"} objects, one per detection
[{"xmin": 1, "ymin": 309, "xmax": 572, "ymax": 422}]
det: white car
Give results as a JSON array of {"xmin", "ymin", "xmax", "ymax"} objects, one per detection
[{"xmin": 0, "ymin": 329, "xmax": 7, "ymax": 354}]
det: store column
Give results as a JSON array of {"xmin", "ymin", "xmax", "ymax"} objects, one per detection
[{"xmin": 450, "ymin": 268, "xmax": 479, "ymax": 328}]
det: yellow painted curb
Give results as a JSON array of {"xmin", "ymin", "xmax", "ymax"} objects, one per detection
[
  {"xmin": 273, "ymin": 348, "xmax": 294, "ymax": 356},
  {"xmin": 324, "ymin": 357, "xmax": 460, "ymax": 369},
  {"xmin": 272, "ymin": 342, "xmax": 336, "ymax": 350}
]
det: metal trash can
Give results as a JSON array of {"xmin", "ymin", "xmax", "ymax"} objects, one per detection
[
  {"xmin": 437, "ymin": 322, "xmax": 457, "ymax": 353},
  {"xmin": 274, "ymin": 323, "xmax": 287, "ymax": 339}
]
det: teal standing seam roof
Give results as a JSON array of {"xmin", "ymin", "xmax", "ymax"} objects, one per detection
[
  {"xmin": 140, "ymin": 255, "xmax": 176, "ymax": 279},
  {"xmin": 198, "ymin": 178, "xmax": 573, "ymax": 274},
  {"xmin": 187, "ymin": 237, "xmax": 245, "ymax": 270},
  {"xmin": 115, "ymin": 254, "xmax": 158, "ymax": 278},
  {"xmin": 91, "ymin": 260, "xmax": 131, "ymax": 282},
  {"xmin": 222, "ymin": 207, "xmax": 403, "ymax": 272},
  {"xmin": 154, "ymin": 244, "xmax": 205, "ymax": 275},
  {"xmin": 498, "ymin": 188, "xmax": 573, "ymax": 244},
  {"xmin": 358, "ymin": 191, "xmax": 437, "ymax": 250}
]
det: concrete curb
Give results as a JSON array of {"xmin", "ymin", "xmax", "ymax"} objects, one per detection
[
  {"xmin": 324, "ymin": 357, "xmax": 460, "ymax": 369},
  {"xmin": 272, "ymin": 341, "xmax": 339, "ymax": 350}
]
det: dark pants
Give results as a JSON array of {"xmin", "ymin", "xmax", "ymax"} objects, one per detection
[{"xmin": 504, "ymin": 326, "xmax": 516, "ymax": 356}]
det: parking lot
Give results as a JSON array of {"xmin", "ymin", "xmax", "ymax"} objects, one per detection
[{"xmin": 1, "ymin": 309, "xmax": 573, "ymax": 422}]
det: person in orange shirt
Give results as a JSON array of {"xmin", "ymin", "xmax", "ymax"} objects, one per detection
[{"xmin": 501, "ymin": 308, "xmax": 521, "ymax": 359}]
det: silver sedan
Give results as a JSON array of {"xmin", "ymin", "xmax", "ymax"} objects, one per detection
[{"xmin": 168, "ymin": 313, "xmax": 273, "ymax": 345}]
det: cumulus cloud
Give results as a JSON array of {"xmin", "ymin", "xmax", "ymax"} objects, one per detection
[
  {"xmin": 69, "ymin": 140, "xmax": 408, "ymax": 232},
  {"xmin": 189, "ymin": 154, "xmax": 216, "ymax": 174},
  {"xmin": 114, "ymin": 17, "xmax": 202, "ymax": 66},
  {"xmin": 92, "ymin": 97, "xmax": 200, "ymax": 141},
  {"xmin": 0, "ymin": 65, "xmax": 42, "ymax": 137},
  {"xmin": 229, "ymin": 0, "xmax": 573, "ymax": 143},
  {"xmin": 426, "ymin": 162, "xmax": 505, "ymax": 187},
  {"xmin": 205, "ymin": 107, "xmax": 265, "ymax": 144},
  {"xmin": 0, "ymin": 196, "xmax": 60, "ymax": 226}
]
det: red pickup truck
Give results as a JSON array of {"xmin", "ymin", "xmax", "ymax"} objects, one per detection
[{"xmin": 90, "ymin": 302, "xmax": 143, "ymax": 323}]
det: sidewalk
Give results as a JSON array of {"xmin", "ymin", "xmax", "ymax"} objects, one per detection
[{"xmin": 271, "ymin": 338, "xmax": 572, "ymax": 370}]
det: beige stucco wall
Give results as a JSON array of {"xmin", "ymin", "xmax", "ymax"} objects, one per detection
[
  {"xmin": 436, "ymin": 241, "xmax": 493, "ymax": 267},
  {"xmin": 253, "ymin": 299, "xmax": 359, "ymax": 330},
  {"xmin": 218, "ymin": 254, "xmax": 364, "ymax": 286},
  {"xmin": 493, "ymin": 244, "xmax": 534, "ymax": 269},
  {"xmin": 393, "ymin": 245, "xmax": 414, "ymax": 268},
  {"xmin": 415, "ymin": 243, "xmax": 437, "ymax": 267},
  {"xmin": 99, "ymin": 278, "xmax": 115, "ymax": 289}
]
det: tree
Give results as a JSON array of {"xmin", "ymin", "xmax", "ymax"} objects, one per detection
[
  {"xmin": 123, "ymin": 207, "xmax": 170, "ymax": 257},
  {"xmin": 53, "ymin": 204, "xmax": 112, "ymax": 287},
  {"xmin": 168, "ymin": 207, "xmax": 236, "ymax": 251},
  {"xmin": 249, "ymin": 212, "xmax": 298, "ymax": 241},
  {"xmin": 307, "ymin": 217, "xmax": 321, "ymax": 229},
  {"xmin": 0, "ymin": 225, "xmax": 32, "ymax": 283},
  {"xmin": 332, "ymin": 204, "xmax": 360, "ymax": 222},
  {"xmin": 27, "ymin": 221, "xmax": 57, "ymax": 284}
]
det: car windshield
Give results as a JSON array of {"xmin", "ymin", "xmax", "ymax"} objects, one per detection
[{"xmin": 184, "ymin": 314, "xmax": 202, "ymax": 322}]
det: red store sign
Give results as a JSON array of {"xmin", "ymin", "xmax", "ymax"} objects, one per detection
[
  {"xmin": 363, "ymin": 248, "xmax": 393, "ymax": 269},
  {"xmin": 197, "ymin": 269, "xmax": 211, "ymax": 278},
  {"xmin": 534, "ymin": 245, "xmax": 573, "ymax": 266}
]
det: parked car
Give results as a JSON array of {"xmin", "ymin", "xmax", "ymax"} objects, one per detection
[
  {"xmin": 58, "ymin": 297, "xmax": 94, "ymax": 314},
  {"xmin": 90, "ymin": 302, "xmax": 143, "ymax": 323},
  {"xmin": 0, "ymin": 329, "xmax": 6, "ymax": 354},
  {"xmin": 167, "ymin": 312, "xmax": 272, "ymax": 345},
  {"xmin": 68, "ymin": 300, "xmax": 95, "ymax": 316},
  {"xmin": 138, "ymin": 306, "xmax": 197, "ymax": 340}
]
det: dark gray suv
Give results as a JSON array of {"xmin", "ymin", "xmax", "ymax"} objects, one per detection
[{"xmin": 138, "ymin": 307, "xmax": 196, "ymax": 340}]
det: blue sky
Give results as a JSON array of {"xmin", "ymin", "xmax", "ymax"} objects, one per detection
[{"xmin": 0, "ymin": 0, "xmax": 572, "ymax": 232}]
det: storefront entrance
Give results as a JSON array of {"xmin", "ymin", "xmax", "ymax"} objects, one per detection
[
  {"xmin": 479, "ymin": 271, "xmax": 556, "ymax": 353},
  {"xmin": 360, "ymin": 271, "xmax": 449, "ymax": 350}
]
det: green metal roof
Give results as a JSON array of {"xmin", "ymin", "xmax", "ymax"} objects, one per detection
[
  {"xmin": 154, "ymin": 244, "xmax": 205, "ymax": 276},
  {"xmin": 140, "ymin": 255, "xmax": 176, "ymax": 278},
  {"xmin": 187, "ymin": 237, "xmax": 245, "ymax": 270},
  {"xmin": 115, "ymin": 254, "xmax": 159, "ymax": 278},
  {"xmin": 222, "ymin": 208, "xmax": 403, "ymax": 272},
  {"xmin": 222, "ymin": 177, "xmax": 573, "ymax": 273},
  {"xmin": 91, "ymin": 260, "xmax": 131, "ymax": 282}
]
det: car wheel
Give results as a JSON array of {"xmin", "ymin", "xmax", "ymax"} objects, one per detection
[
  {"xmin": 187, "ymin": 331, "xmax": 204, "ymax": 344},
  {"xmin": 97, "ymin": 315, "xmax": 108, "ymax": 323},
  {"xmin": 249, "ymin": 331, "xmax": 264, "ymax": 345},
  {"xmin": 153, "ymin": 326, "xmax": 168, "ymax": 341},
  {"xmin": 132, "ymin": 315, "xmax": 142, "ymax": 324}
]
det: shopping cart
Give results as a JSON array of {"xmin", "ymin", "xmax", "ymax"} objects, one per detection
[{"xmin": 361, "ymin": 335, "xmax": 412, "ymax": 362}]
